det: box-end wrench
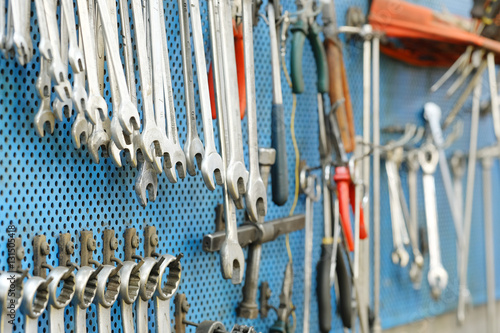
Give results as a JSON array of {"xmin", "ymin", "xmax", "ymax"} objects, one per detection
[
  {"xmin": 47, "ymin": 266, "xmax": 76, "ymax": 333},
  {"xmin": 154, "ymin": 255, "xmax": 182, "ymax": 333},
  {"xmin": 238, "ymin": 147, "xmax": 276, "ymax": 318},
  {"xmin": 136, "ymin": 257, "xmax": 165, "ymax": 333},
  {"xmin": 153, "ymin": 0, "xmax": 186, "ymax": 180},
  {"xmin": 0, "ymin": 272, "xmax": 23, "ymax": 333},
  {"xmin": 189, "ymin": 0, "xmax": 224, "ymax": 190},
  {"xmin": 419, "ymin": 144, "xmax": 448, "ymax": 299},
  {"xmin": 118, "ymin": 261, "xmax": 142, "ymax": 333},
  {"xmin": 11, "ymin": 0, "xmax": 32, "ymax": 65},
  {"xmin": 94, "ymin": 265, "xmax": 122, "ymax": 333},
  {"xmin": 72, "ymin": 266, "xmax": 101, "ymax": 333},
  {"xmin": 241, "ymin": 0, "xmax": 267, "ymax": 222},
  {"xmin": 218, "ymin": 0, "xmax": 249, "ymax": 201},
  {"xmin": 75, "ymin": 0, "xmax": 106, "ymax": 126},
  {"xmin": 177, "ymin": 0, "xmax": 205, "ymax": 177},
  {"xmin": 20, "ymin": 276, "xmax": 52, "ymax": 333}
]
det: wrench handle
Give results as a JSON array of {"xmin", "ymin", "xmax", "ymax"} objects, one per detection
[
  {"xmin": 97, "ymin": 305, "xmax": 112, "ymax": 333},
  {"xmin": 334, "ymin": 166, "xmax": 354, "ymax": 251},
  {"xmin": 349, "ymin": 182, "xmax": 367, "ymax": 239},
  {"xmin": 74, "ymin": 306, "xmax": 88, "ymax": 333},
  {"xmin": 271, "ymin": 103, "xmax": 289, "ymax": 206},
  {"xmin": 316, "ymin": 241, "xmax": 332, "ymax": 332},
  {"xmin": 24, "ymin": 316, "xmax": 39, "ymax": 333},
  {"xmin": 136, "ymin": 298, "xmax": 149, "ymax": 333}
]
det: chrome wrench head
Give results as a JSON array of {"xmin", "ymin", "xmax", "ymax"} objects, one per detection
[
  {"xmin": 428, "ymin": 265, "xmax": 448, "ymax": 300},
  {"xmin": 245, "ymin": 174, "xmax": 267, "ymax": 223},
  {"xmin": 226, "ymin": 161, "xmax": 249, "ymax": 201},
  {"xmin": 88, "ymin": 122, "xmax": 111, "ymax": 164},
  {"xmin": 155, "ymin": 254, "xmax": 182, "ymax": 301},
  {"xmin": 47, "ymin": 266, "xmax": 76, "ymax": 309},
  {"xmin": 200, "ymin": 151, "xmax": 224, "ymax": 191},
  {"xmin": 35, "ymin": 98, "xmax": 55, "ymax": 138},
  {"xmin": 0, "ymin": 272, "xmax": 23, "ymax": 332},
  {"xmin": 94, "ymin": 265, "xmax": 121, "ymax": 308},
  {"xmin": 135, "ymin": 161, "xmax": 159, "ymax": 207},
  {"xmin": 220, "ymin": 198, "xmax": 245, "ymax": 284},
  {"xmin": 164, "ymin": 147, "xmax": 188, "ymax": 184},
  {"xmin": 72, "ymin": 266, "xmax": 98, "ymax": 309},
  {"xmin": 184, "ymin": 136, "xmax": 205, "ymax": 176},
  {"xmin": 119, "ymin": 261, "xmax": 141, "ymax": 305},
  {"xmin": 20, "ymin": 276, "xmax": 50, "ymax": 322},
  {"xmin": 138, "ymin": 257, "xmax": 161, "ymax": 302}
]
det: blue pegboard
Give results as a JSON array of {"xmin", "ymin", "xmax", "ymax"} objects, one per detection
[{"xmin": 0, "ymin": 0, "xmax": 499, "ymax": 332}]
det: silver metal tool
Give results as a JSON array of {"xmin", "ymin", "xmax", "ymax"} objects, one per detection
[
  {"xmin": 242, "ymin": 0, "xmax": 267, "ymax": 222},
  {"xmin": 47, "ymin": 266, "xmax": 76, "ymax": 333},
  {"xmin": 458, "ymin": 80, "xmax": 483, "ymax": 324},
  {"xmin": 446, "ymin": 49, "xmax": 484, "ymax": 97},
  {"xmin": 0, "ymin": 0, "xmax": 5, "ymax": 50},
  {"xmin": 487, "ymin": 52, "xmax": 500, "ymax": 142},
  {"xmin": 33, "ymin": 0, "xmax": 52, "ymax": 62},
  {"xmin": 136, "ymin": 257, "xmax": 162, "ymax": 333},
  {"xmin": 154, "ymin": 255, "xmax": 182, "ymax": 333},
  {"xmin": 57, "ymin": 0, "xmax": 72, "ymax": 122},
  {"xmin": 11, "ymin": 0, "xmax": 32, "ymax": 65},
  {"xmin": 34, "ymin": 58, "xmax": 56, "ymax": 138},
  {"xmin": 424, "ymin": 102, "xmax": 462, "ymax": 244},
  {"xmin": 217, "ymin": 0, "xmax": 249, "ymax": 202},
  {"xmin": 419, "ymin": 144, "xmax": 448, "ymax": 299},
  {"xmin": 72, "ymin": 266, "xmax": 99, "ymax": 333},
  {"xmin": 238, "ymin": 147, "xmax": 276, "ymax": 318},
  {"xmin": 406, "ymin": 150, "xmax": 424, "ymax": 288},
  {"xmin": 151, "ymin": 0, "xmax": 185, "ymax": 181},
  {"xmin": 94, "ymin": 265, "xmax": 121, "ymax": 333},
  {"xmin": 116, "ymin": 261, "xmax": 140, "ymax": 333},
  {"xmin": 178, "ymin": 0, "xmax": 204, "ymax": 177},
  {"xmin": 188, "ymin": 0, "xmax": 224, "ymax": 190},
  {"xmin": 0, "ymin": 272, "xmax": 23, "ymax": 333},
  {"xmin": 20, "ymin": 276, "xmax": 51, "ymax": 333},
  {"xmin": 302, "ymin": 170, "xmax": 321, "ymax": 333},
  {"xmin": 60, "ymin": 0, "xmax": 84, "ymax": 74}
]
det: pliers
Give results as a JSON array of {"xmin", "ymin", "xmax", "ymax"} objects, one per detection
[{"xmin": 290, "ymin": 0, "xmax": 329, "ymax": 94}]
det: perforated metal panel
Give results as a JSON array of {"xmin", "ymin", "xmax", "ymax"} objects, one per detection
[{"xmin": 0, "ymin": 0, "xmax": 499, "ymax": 332}]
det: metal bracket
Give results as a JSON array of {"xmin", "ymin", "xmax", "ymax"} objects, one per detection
[
  {"xmin": 33, "ymin": 235, "xmax": 50, "ymax": 278},
  {"xmin": 7, "ymin": 237, "xmax": 24, "ymax": 272},
  {"xmin": 80, "ymin": 230, "xmax": 97, "ymax": 267},
  {"xmin": 124, "ymin": 227, "xmax": 140, "ymax": 261},
  {"xmin": 102, "ymin": 229, "xmax": 118, "ymax": 265},
  {"xmin": 259, "ymin": 282, "xmax": 272, "ymax": 318},
  {"xmin": 144, "ymin": 226, "xmax": 158, "ymax": 258},
  {"xmin": 174, "ymin": 293, "xmax": 190, "ymax": 333},
  {"xmin": 58, "ymin": 233, "xmax": 75, "ymax": 267}
]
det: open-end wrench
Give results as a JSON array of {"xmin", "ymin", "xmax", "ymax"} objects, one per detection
[
  {"xmin": 136, "ymin": 257, "xmax": 164, "ymax": 333},
  {"xmin": 56, "ymin": 2, "xmax": 73, "ymax": 121},
  {"xmin": 188, "ymin": 0, "xmax": 224, "ymax": 189},
  {"xmin": 94, "ymin": 265, "xmax": 122, "ymax": 333},
  {"xmin": 71, "ymin": 35, "xmax": 91, "ymax": 149},
  {"xmin": 424, "ymin": 103, "xmax": 462, "ymax": 245},
  {"xmin": 177, "ymin": 0, "xmax": 205, "ymax": 177},
  {"xmin": 94, "ymin": 0, "xmax": 141, "ymax": 137},
  {"xmin": 153, "ymin": 0, "xmax": 186, "ymax": 180},
  {"xmin": 33, "ymin": 0, "xmax": 52, "ymax": 61},
  {"xmin": 72, "ymin": 266, "xmax": 100, "ymax": 333},
  {"xmin": 385, "ymin": 152, "xmax": 409, "ymax": 268},
  {"xmin": 217, "ymin": 0, "xmax": 249, "ymax": 201},
  {"xmin": 47, "ymin": 266, "xmax": 76, "ymax": 333},
  {"xmin": 302, "ymin": 170, "xmax": 321, "ymax": 333},
  {"xmin": 406, "ymin": 150, "xmax": 424, "ymax": 287},
  {"xmin": 238, "ymin": 147, "xmax": 276, "ymax": 318},
  {"xmin": 419, "ymin": 144, "xmax": 448, "ymax": 299},
  {"xmin": 3, "ymin": 0, "xmax": 14, "ymax": 57},
  {"xmin": 135, "ymin": 160, "xmax": 159, "ymax": 206},
  {"xmin": 75, "ymin": 0, "xmax": 106, "ymax": 126},
  {"xmin": 0, "ymin": 0, "xmax": 5, "ymax": 50},
  {"xmin": 60, "ymin": 0, "xmax": 84, "ymax": 74},
  {"xmin": 129, "ymin": 0, "xmax": 169, "ymax": 165},
  {"xmin": 241, "ymin": 0, "xmax": 267, "ymax": 222},
  {"xmin": 118, "ymin": 261, "xmax": 141, "ymax": 333},
  {"xmin": 42, "ymin": 0, "xmax": 72, "ymax": 120},
  {"xmin": 20, "ymin": 276, "xmax": 51, "ymax": 333},
  {"xmin": 154, "ymin": 255, "xmax": 182, "ymax": 333},
  {"xmin": 11, "ymin": 0, "xmax": 32, "ymax": 65},
  {"xmin": 0, "ymin": 272, "xmax": 23, "ymax": 333},
  {"xmin": 34, "ymin": 58, "xmax": 56, "ymax": 137}
]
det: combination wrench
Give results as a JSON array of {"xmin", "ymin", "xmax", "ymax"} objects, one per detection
[
  {"xmin": 241, "ymin": 0, "xmax": 267, "ymax": 222},
  {"xmin": 153, "ymin": 0, "xmax": 186, "ymax": 180},
  {"xmin": 177, "ymin": 0, "xmax": 205, "ymax": 177},
  {"xmin": 419, "ymin": 144, "xmax": 448, "ymax": 299},
  {"xmin": 0, "ymin": 272, "xmax": 23, "ymax": 333},
  {"xmin": 20, "ymin": 275, "xmax": 52, "ymax": 333},
  {"xmin": 153, "ymin": 255, "xmax": 182, "ymax": 333},
  {"xmin": 47, "ymin": 266, "xmax": 76, "ymax": 333},
  {"xmin": 217, "ymin": 0, "xmax": 249, "ymax": 201},
  {"xmin": 188, "ymin": 0, "xmax": 224, "ymax": 189}
]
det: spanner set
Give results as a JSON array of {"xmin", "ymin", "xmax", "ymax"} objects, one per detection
[{"xmin": 2, "ymin": 0, "xmax": 500, "ymax": 332}]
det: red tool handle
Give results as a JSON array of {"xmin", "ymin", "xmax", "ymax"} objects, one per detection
[
  {"xmin": 334, "ymin": 166, "xmax": 355, "ymax": 252},
  {"xmin": 208, "ymin": 62, "xmax": 217, "ymax": 119},
  {"xmin": 348, "ymin": 182, "xmax": 368, "ymax": 239}
]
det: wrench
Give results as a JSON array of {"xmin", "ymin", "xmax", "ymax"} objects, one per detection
[
  {"xmin": 3, "ymin": 0, "xmax": 14, "ymax": 58},
  {"xmin": 302, "ymin": 171, "xmax": 321, "ymax": 333},
  {"xmin": 406, "ymin": 150, "xmax": 424, "ymax": 287},
  {"xmin": 11, "ymin": 0, "xmax": 32, "ymax": 65},
  {"xmin": 94, "ymin": 265, "xmax": 122, "ymax": 333},
  {"xmin": 72, "ymin": 266, "xmax": 99, "ymax": 333},
  {"xmin": 119, "ymin": 261, "xmax": 142, "ymax": 333},
  {"xmin": 33, "ymin": 0, "xmax": 52, "ymax": 61},
  {"xmin": 34, "ymin": 58, "xmax": 56, "ymax": 137},
  {"xmin": 55, "ymin": 2, "xmax": 73, "ymax": 121},
  {"xmin": 47, "ymin": 266, "xmax": 76, "ymax": 333},
  {"xmin": 135, "ymin": 160, "xmax": 159, "ymax": 207},
  {"xmin": 60, "ymin": 0, "xmax": 84, "ymax": 74},
  {"xmin": 424, "ymin": 102, "xmax": 462, "ymax": 245},
  {"xmin": 419, "ymin": 144, "xmax": 448, "ymax": 299},
  {"xmin": 188, "ymin": 0, "xmax": 224, "ymax": 189},
  {"xmin": 238, "ymin": 147, "xmax": 276, "ymax": 318},
  {"xmin": 154, "ymin": 255, "xmax": 182, "ymax": 333},
  {"xmin": 241, "ymin": 0, "xmax": 267, "ymax": 222},
  {"xmin": 217, "ymin": 0, "xmax": 249, "ymax": 201},
  {"xmin": 0, "ymin": 272, "xmax": 23, "ymax": 333},
  {"xmin": 177, "ymin": 0, "xmax": 204, "ymax": 177},
  {"xmin": 136, "ymin": 257, "xmax": 164, "ymax": 333},
  {"xmin": 152, "ymin": 0, "xmax": 186, "ymax": 180},
  {"xmin": 20, "ymin": 276, "xmax": 51, "ymax": 333},
  {"xmin": 385, "ymin": 152, "xmax": 410, "ymax": 268},
  {"xmin": 0, "ymin": 0, "xmax": 5, "ymax": 50}
]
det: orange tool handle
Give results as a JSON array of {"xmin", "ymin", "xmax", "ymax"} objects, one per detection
[
  {"xmin": 207, "ymin": 20, "xmax": 246, "ymax": 120},
  {"xmin": 348, "ymin": 182, "xmax": 368, "ymax": 239},
  {"xmin": 324, "ymin": 38, "xmax": 355, "ymax": 153},
  {"xmin": 334, "ymin": 166, "xmax": 355, "ymax": 252}
]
